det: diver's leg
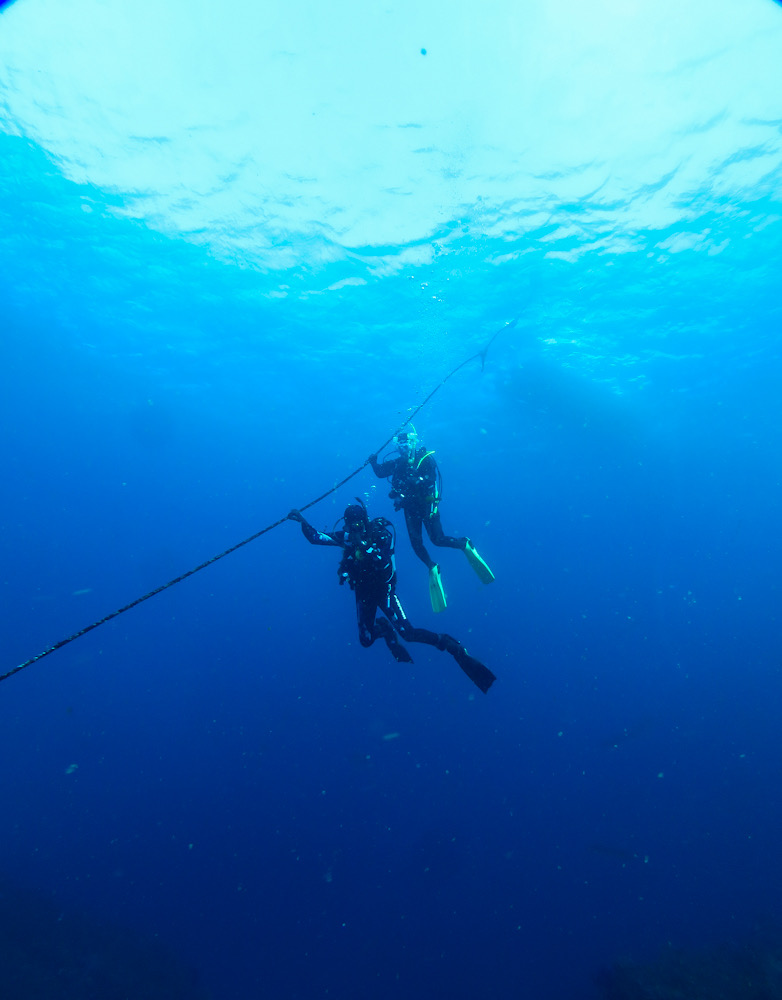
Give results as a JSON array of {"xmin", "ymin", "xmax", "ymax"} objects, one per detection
[
  {"xmin": 404, "ymin": 508, "xmax": 435, "ymax": 569},
  {"xmin": 370, "ymin": 588, "xmax": 413, "ymax": 663},
  {"xmin": 387, "ymin": 593, "xmax": 443, "ymax": 648},
  {"xmin": 374, "ymin": 617, "xmax": 413, "ymax": 663},
  {"xmin": 355, "ymin": 592, "xmax": 380, "ymax": 648},
  {"xmin": 387, "ymin": 597, "xmax": 494, "ymax": 691},
  {"xmin": 424, "ymin": 512, "xmax": 467, "ymax": 550},
  {"xmin": 383, "ymin": 589, "xmax": 495, "ymax": 691}
]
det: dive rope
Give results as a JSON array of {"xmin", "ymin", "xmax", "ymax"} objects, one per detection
[{"xmin": 0, "ymin": 319, "xmax": 516, "ymax": 685}]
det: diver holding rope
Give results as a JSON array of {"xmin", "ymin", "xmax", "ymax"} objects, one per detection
[
  {"xmin": 369, "ymin": 427, "xmax": 495, "ymax": 613},
  {"xmin": 287, "ymin": 501, "xmax": 495, "ymax": 693},
  {"xmin": 1, "ymin": 321, "xmax": 515, "ymax": 688}
]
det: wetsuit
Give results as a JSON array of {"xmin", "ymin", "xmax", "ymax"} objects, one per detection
[
  {"xmin": 291, "ymin": 512, "xmax": 496, "ymax": 692},
  {"xmin": 369, "ymin": 449, "xmax": 466, "ymax": 570},
  {"xmin": 296, "ymin": 515, "xmax": 444, "ymax": 659}
]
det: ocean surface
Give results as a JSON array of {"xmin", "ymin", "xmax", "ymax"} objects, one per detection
[{"xmin": 2, "ymin": 1, "xmax": 782, "ymax": 997}]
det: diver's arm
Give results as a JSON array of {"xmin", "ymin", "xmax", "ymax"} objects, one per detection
[
  {"xmin": 369, "ymin": 454, "xmax": 397, "ymax": 478},
  {"xmin": 287, "ymin": 510, "xmax": 341, "ymax": 547}
]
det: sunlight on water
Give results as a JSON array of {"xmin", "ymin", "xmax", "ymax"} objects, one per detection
[{"xmin": 1, "ymin": 0, "xmax": 781, "ymax": 278}]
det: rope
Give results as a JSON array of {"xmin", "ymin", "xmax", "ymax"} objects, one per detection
[{"xmin": 0, "ymin": 320, "xmax": 516, "ymax": 685}]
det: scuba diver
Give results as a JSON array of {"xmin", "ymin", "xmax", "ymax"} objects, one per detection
[
  {"xmin": 287, "ymin": 500, "xmax": 496, "ymax": 694},
  {"xmin": 368, "ymin": 427, "xmax": 494, "ymax": 613}
]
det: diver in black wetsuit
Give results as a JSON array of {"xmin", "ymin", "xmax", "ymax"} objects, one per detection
[
  {"xmin": 287, "ymin": 500, "xmax": 495, "ymax": 693},
  {"xmin": 368, "ymin": 427, "xmax": 495, "ymax": 613}
]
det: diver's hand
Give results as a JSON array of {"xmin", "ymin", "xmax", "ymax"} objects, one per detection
[
  {"xmin": 287, "ymin": 509, "xmax": 304, "ymax": 523},
  {"xmin": 368, "ymin": 453, "xmax": 378, "ymax": 465},
  {"xmin": 389, "ymin": 489, "xmax": 405, "ymax": 511}
]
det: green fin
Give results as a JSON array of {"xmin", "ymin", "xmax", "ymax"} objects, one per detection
[
  {"xmin": 428, "ymin": 564, "xmax": 447, "ymax": 613},
  {"xmin": 464, "ymin": 540, "xmax": 495, "ymax": 584}
]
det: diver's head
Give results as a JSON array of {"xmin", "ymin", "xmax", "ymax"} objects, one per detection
[
  {"xmin": 395, "ymin": 427, "xmax": 419, "ymax": 463},
  {"xmin": 343, "ymin": 502, "xmax": 369, "ymax": 543}
]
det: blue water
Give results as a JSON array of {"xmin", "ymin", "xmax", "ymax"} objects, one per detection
[{"xmin": 3, "ymin": 2, "xmax": 782, "ymax": 997}]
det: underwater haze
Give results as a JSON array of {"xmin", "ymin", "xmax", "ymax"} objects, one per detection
[{"xmin": 2, "ymin": 1, "xmax": 782, "ymax": 997}]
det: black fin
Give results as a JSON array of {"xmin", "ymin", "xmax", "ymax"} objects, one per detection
[{"xmin": 454, "ymin": 648, "xmax": 496, "ymax": 693}]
